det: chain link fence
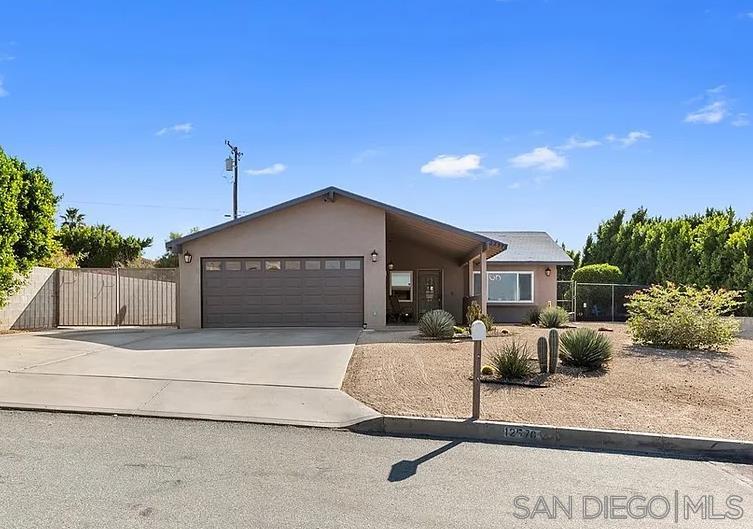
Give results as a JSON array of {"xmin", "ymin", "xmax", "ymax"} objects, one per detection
[{"xmin": 557, "ymin": 281, "xmax": 648, "ymax": 322}]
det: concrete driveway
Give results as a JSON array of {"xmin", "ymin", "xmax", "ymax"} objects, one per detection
[{"xmin": 0, "ymin": 327, "xmax": 379, "ymax": 427}]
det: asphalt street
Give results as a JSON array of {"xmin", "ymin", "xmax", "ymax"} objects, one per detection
[{"xmin": 1, "ymin": 410, "xmax": 751, "ymax": 528}]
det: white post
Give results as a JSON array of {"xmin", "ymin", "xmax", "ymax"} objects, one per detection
[
  {"xmin": 470, "ymin": 320, "xmax": 487, "ymax": 420},
  {"xmin": 480, "ymin": 249, "xmax": 488, "ymax": 314},
  {"xmin": 467, "ymin": 259, "xmax": 475, "ymax": 297}
]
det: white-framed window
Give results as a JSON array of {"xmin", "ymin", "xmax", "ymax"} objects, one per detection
[
  {"xmin": 474, "ymin": 271, "xmax": 534, "ymax": 303},
  {"xmin": 389, "ymin": 270, "xmax": 413, "ymax": 302}
]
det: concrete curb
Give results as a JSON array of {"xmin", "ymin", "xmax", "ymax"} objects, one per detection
[{"xmin": 349, "ymin": 415, "xmax": 753, "ymax": 464}]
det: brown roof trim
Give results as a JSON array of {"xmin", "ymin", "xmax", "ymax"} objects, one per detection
[{"xmin": 166, "ymin": 186, "xmax": 507, "ymax": 255}]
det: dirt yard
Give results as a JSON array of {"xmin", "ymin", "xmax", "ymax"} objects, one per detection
[{"xmin": 342, "ymin": 323, "xmax": 753, "ymax": 441}]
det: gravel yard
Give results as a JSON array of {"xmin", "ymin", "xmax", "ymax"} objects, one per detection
[{"xmin": 342, "ymin": 323, "xmax": 753, "ymax": 441}]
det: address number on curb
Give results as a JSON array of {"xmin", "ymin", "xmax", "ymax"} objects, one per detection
[{"xmin": 502, "ymin": 427, "xmax": 544, "ymax": 440}]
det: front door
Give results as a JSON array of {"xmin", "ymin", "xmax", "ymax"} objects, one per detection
[{"xmin": 417, "ymin": 270, "xmax": 442, "ymax": 317}]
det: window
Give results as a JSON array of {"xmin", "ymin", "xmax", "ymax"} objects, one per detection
[
  {"xmin": 474, "ymin": 271, "xmax": 534, "ymax": 303},
  {"xmin": 390, "ymin": 271, "xmax": 413, "ymax": 302},
  {"xmin": 265, "ymin": 260, "xmax": 281, "ymax": 271},
  {"xmin": 225, "ymin": 261, "xmax": 241, "ymax": 271},
  {"xmin": 244, "ymin": 260, "xmax": 261, "ymax": 271},
  {"xmin": 204, "ymin": 260, "xmax": 221, "ymax": 271},
  {"xmin": 285, "ymin": 260, "xmax": 301, "ymax": 270},
  {"xmin": 344, "ymin": 260, "xmax": 361, "ymax": 270},
  {"xmin": 324, "ymin": 260, "xmax": 341, "ymax": 270},
  {"xmin": 305, "ymin": 260, "xmax": 321, "ymax": 270}
]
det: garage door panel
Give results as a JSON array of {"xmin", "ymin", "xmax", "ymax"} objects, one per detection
[{"xmin": 202, "ymin": 257, "xmax": 363, "ymax": 327}]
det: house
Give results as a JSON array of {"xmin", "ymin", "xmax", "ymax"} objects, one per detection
[{"xmin": 166, "ymin": 187, "xmax": 573, "ymax": 329}]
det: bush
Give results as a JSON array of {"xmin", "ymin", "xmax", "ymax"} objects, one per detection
[
  {"xmin": 626, "ymin": 283, "xmax": 742, "ymax": 350},
  {"xmin": 559, "ymin": 328, "xmax": 613, "ymax": 370},
  {"xmin": 480, "ymin": 365, "xmax": 495, "ymax": 376},
  {"xmin": 522, "ymin": 306, "xmax": 542, "ymax": 325},
  {"xmin": 487, "ymin": 340, "xmax": 534, "ymax": 379},
  {"xmin": 539, "ymin": 306, "xmax": 569, "ymax": 328},
  {"xmin": 466, "ymin": 301, "xmax": 493, "ymax": 331},
  {"xmin": 418, "ymin": 309, "xmax": 456, "ymax": 339},
  {"xmin": 572, "ymin": 263, "xmax": 624, "ymax": 284}
]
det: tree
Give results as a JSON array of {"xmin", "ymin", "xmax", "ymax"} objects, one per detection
[
  {"xmin": 556, "ymin": 242, "xmax": 581, "ymax": 281},
  {"xmin": 58, "ymin": 223, "xmax": 153, "ymax": 268},
  {"xmin": 572, "ymin": 263, "xmax": 624, "ymax": 284},
  {"xmin": 0, "ymin": 147, "xmax": 59, "ymax": 306},
  {"xmin": 60, "ymin": 207, "xmax": 86, "ymax": 228},
  {"xmin": 580, "ymin": 207, "xmax": 753, "ymax": 315}
]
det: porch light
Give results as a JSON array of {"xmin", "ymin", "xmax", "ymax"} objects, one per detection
[
  {"xmin": 183, "ymin": 252, "xmax": 193, "ymax": 264},
  {"xmin": 545, "ymin": 266, "xmax": 552, "ymax": 277},
  {"xmin": 371, "ymin": 250, "xmax": 379, "ymax": 263},
  {"xmin": 387, "ymin": 262, "xmax": 394, "ymax": 271}
]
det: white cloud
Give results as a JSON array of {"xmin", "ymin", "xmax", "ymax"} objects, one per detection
[
  {"xmin": 508, "ymin": 147, "xmax": 567, "ymax": 171},
  {"xmin": 507, "ymin": 181, "xmax": 522, "ymax": 190},
  {"xmin": 685, "ymin": 101, "xmax": 728, "ymax": 124},
  {"xmin": 605, "ymin": 130, "xmax": 651, "ymax": 147},
  {"xmin": 745, "ymin": 12, "xmax": 753, "ymax": 20},
  {"xmin": 732, "ymin": 113, "xmax": 750, "ymax": 127},
  {"xmin": 559, "ymin": 136, "xmax": 602, "ymax": 150},
  {"xmin": 156, "ymin": 122, "xmax": 193, "ymax": 136},
  {"xmin": 352, "ymin": 148, "xmax": 382, "ymax": 164},
  {"xmin": 0, "ymin": 53, "xmax": 14, "ymax": 62},
  {"xmin": 420, "ymin": 154, "xmax": 491, "ymax": 178},
  {"xmin": 0, "ymin": 79, "xmax": 7, "ymax": 97},
  {"xmin": 245, "ymin": 163, "xmax": 287, "ymax": 176}
]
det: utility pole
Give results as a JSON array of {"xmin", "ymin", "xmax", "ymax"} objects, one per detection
[{"xmin": 225, "ymin": 140, "xmax": 243, "ymax": 219}]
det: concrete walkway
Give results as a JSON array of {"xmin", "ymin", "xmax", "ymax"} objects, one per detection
[{"xmin": 0, "ymin": 327, "xmax": 379, "ymax": 427}]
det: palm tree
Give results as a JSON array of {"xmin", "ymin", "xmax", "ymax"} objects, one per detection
[{"xmin": 60, "ymin": 207, "xmax": 85, "ymax": 229}]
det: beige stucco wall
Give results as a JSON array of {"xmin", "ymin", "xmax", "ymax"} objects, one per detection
[
  {"xmin": 386, "ymin": 238, "xmax": 465, "ymax": 322},
  {"xmin": 177, "ymin": 196, "xmax": 386, "ymax": 329},
  {"xmin": 467, "ymin": 262, "xmax": 558, "ymax": 323}
]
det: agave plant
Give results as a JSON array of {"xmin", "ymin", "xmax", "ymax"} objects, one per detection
[
  {"xmin": 538, "ymin": 306, "xmax": 569, "ymax": 328},
  {"xmin": 559, "ymin": 327, "xmax": 613, "ymax": 371},
  {"xmin": 418, "ymin": 309, "xmax": 456, "ymax": 339},
  {"xmin": 487, "ymin": 340, "xmax": 535, "ymax": 379},
  {"xmin": 523, "ymin": 306, "xmax": 542, "ymax": 326}
]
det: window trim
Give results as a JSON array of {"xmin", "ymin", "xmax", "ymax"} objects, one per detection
[
  {"xmin": 389, "ymin": 270, "xmax": 413, "ymax": 303},
  {"xmin": 474, "ymin": 270, "xmax": 535, "ymax": 304}
]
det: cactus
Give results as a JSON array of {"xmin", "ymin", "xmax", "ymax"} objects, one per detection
[
  {"xmin": 548, "ymin": 329, "xmax": 559, "ymax": 374},
  {"xmin": 536, "ymin": 337, "xmax": 548, "ymax": 373}
]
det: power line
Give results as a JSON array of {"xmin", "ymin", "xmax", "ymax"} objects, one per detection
[{"xmin": 61, "ymin": 200, "xmax": 227, "ymax": 212}]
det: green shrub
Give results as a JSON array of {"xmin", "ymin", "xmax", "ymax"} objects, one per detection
[
  {"xmin": 539, "ymin": 306, "xmax": 569, "ymax": 328},
  {"xmin": 522, "ymin": 306, "xmax": 542, "ymax": 326},
  {"xmin": 487, "ymin": 340, "xmax": 534, "ymax": 379},
  {"xmin": 466, "ymin": 301, "xmax": 494, "ymax": 331},
  {"xmin": 480, "ymin": 365, "xmax": 495, "ymax": 376},
  {"xmin": 559, "ymin": 328, "xmax": 613, "ymax": 370},
  {"xmin": 572, "ymin": 263, "xmax": 624, "ymax": 284},
  {"xmin": 418, "ymin": 309, "xmax": 456, "ymax": 339},
  {"xmin": 626, "ymin": 283, "xmax": 742, "ymax": 350},
  {"xmin": 452, "ymin": 325, "xmax": 467, "ymax": 335}
]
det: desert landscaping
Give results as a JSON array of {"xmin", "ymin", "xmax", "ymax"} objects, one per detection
[{"xmin": 343, "ymin": 322, "xmax": 753, "ymax": 441}]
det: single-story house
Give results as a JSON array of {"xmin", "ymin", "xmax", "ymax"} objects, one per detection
[{"xmin": 166, "ymin": 186, "xmax": 573, "ymax": 329}]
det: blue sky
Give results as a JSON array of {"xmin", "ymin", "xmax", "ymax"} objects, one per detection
[{"xmin": 1, "ymin": 1, "xmax": 752, "ymax": 259}]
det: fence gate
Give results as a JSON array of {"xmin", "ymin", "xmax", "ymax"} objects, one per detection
[{"xmin": 58, "ymin": 268, "xmax": 177, "ymax": 326}]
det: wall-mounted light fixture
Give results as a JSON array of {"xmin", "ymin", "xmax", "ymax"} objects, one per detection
[
  {"xmin": 183, "ymin": 252, "xmax": 193, "ymax": 264},
  {"xmin": 371, "ymin": 250, "xmax": 379, "ymax": 263},
  {"xmin": 387, "ymin": 262, "xmax": 395, "ymax": 270},
  {"xmin": 545, "ymin": 266, "xmax": 552, "ymax": 277}
]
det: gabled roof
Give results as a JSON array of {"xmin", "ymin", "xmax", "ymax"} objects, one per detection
[
  {"xmin": 477, "ymin": 231, "xmax": 574, "ymax": 265},
  {"xmin": 167, "ymin": 186, "xmax": 506, "ymax": 261}
]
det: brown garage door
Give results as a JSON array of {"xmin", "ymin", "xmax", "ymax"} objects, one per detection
[{"xmin": 201, "ymin": 257, "xmax": 364, "ymax": 328}]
